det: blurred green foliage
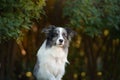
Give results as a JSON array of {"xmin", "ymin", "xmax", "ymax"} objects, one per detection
[
  {"xmin": 63, "ymin": 0, "xmax": 120, "ymax": 37},
  {"xmin": 63, "ymin": 0, "xmax": 120, "ymax": 80},
  {"xmin": 0, "ymin": 0, "xmax": 45, "ymax": 42}
]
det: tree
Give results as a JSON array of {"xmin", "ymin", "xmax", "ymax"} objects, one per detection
[
  {"xmin": 63, "ymin": 0, "xmax": 120, "ymax": 80},
  {"xmin": 63, "ymin": 0, "xmax": 120, "ymax": 37},
  {"xmin": 0, "ymin": 0, "xmax": 45, "ymax": 42},
  {"xmin": 0, "ymin": 0, "xmax": 45, "ymax": 80}
]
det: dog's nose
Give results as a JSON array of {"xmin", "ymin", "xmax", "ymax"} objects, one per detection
[{"xmin": 59, "ymin": 39, "xmax": 63, "ymax": 43}]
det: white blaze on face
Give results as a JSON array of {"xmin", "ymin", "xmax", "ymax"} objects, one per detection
[{"xmin": 56, "ymin": 28, "xmax": 65, "ymax": 46}]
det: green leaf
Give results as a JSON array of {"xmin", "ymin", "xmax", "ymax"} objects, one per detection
[
  {"xmin": 63, "ymin": 0, "xmax": 120, "ymax": 37},
  {"xmin": 0, "ymin": 0, "xmax": 46, "ymax": 41}
]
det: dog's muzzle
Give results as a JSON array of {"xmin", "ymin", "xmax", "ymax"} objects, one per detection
[{"xmin": 56, "ymin": 39, "xmax": 64, "ymax": 46}]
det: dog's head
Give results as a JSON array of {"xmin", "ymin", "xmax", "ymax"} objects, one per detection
[{"xmin": 42, "ymin": 25, "xmax": 76, "ymax": 48}]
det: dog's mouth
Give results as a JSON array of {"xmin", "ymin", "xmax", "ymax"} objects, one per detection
[
  {"xmin": 59, "ymin": 43, "xmax": 63, "ymax": 45},
  {"xmin": 57, "ymin": 43, "xmax": 64, "ymax": 47}
]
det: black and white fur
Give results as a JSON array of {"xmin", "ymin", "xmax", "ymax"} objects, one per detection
[{"xmin": 33, "ymin": 25, "xmax": 75, "ymax": 80}]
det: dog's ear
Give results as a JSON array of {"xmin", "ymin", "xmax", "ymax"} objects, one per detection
[
  {"xmin": 65, "ymin": 27, "xmax": 77, "ymax": 40},
  {"xmin": 42, "ymin": 25, "xmax": 56, "ymax": 34}
]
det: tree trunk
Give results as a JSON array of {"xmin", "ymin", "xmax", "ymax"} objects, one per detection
[
  {"xmin": 0, "ymin": 39, "xmax": 19, "ymax": 80},
  {"xmin": 83, "ymin": 35, "xmax": 98, "ymax": 80}
]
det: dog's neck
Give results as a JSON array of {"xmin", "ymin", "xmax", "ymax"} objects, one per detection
[
  {"xmin": 48, "ymin": 46, "xmax": 69, "ymax": 64},
  {"xmin": 47, "ymin": 46, "xmax": 67, "ymax": 57},
  {"xmin": 37, "ymin": 40, "xmax": 69, "ymax": 63}
]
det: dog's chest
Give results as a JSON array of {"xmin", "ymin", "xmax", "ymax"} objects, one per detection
[
  {"xmin": 46, "ymin": 46, "xmax": 67, "ymax": 64},
  {"xmin": 44, "ymin": 47, "xmax": 67, "ymax": 76}
]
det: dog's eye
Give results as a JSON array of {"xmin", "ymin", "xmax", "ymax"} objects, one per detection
[
  {"xmin": 62, "ymin": 33, "xmax": 67, "ymax": 37},
  {"xmin": 54, "ymin": 33, "xmax": 58, "ymax": 36}
]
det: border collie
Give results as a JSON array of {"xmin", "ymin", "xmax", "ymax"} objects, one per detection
[{"xmin": 33, "ymin": 25, "xmax": 76, "ymax": 80}]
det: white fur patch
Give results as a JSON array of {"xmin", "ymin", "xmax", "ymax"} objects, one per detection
[{"xmin": 35, "ymin": 40, "xmax": 68, "ymax": 80}]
